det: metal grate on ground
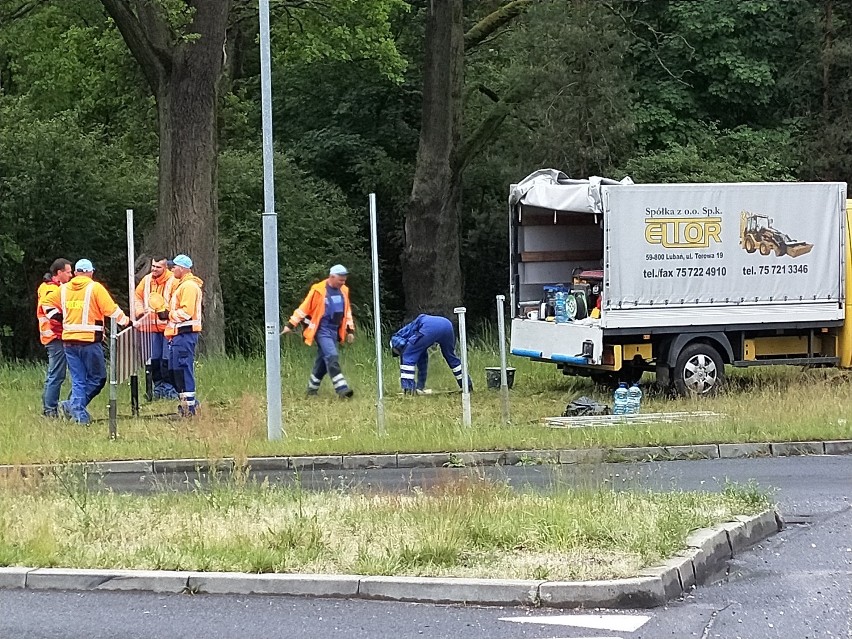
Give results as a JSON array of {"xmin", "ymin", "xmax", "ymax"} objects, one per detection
[{"xmin": 543, "ymin": 411, "xmax": 724, "ymax": 429}]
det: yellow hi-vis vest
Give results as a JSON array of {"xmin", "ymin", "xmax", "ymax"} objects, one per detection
[
  {"xmin": 165, "ymin": 274, "xmax": 203, "ymax": 338},
  {"xmin": 44, "ymin": 276, "xmax": 128, "ymax": 343}
]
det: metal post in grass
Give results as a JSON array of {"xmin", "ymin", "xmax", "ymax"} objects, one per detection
[
  {"xmin": 108, "ymin": 317, "xmax": 118, "ymax": 440},
  {"xmin": 454, "ymin": 306, "xmax": 471, "ymax": 427},
  {"xmin": 369, "ymin": 193, "xmax": 386, "ymax": 436},
  {"xmin": 260, "ymin": 0, "xmax": 283, "ymax": 440},
  {"xmin": 125, "ymin": 209, "xmax": 139, "ymax": 417},
  {"xmin": 496, "ymin": 294, "xmax": 510, "ymax": 425}
]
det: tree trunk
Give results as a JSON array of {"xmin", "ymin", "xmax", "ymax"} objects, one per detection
[
  {"xmin": 155, "ymin": 49, "xmax": 226, "ymax": 355},
  {"xmin": 402, "ymin": 0, "xmax": 465, "ymax": 319},
  {"xmin": 101, "ymin": 0, "xmax": 230, "ymax": 354}
]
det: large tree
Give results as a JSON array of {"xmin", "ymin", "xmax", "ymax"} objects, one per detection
[
  {"xmin": 100, "ymin": 0, "xmax": 230, "ymax": 353},
  {"xmin": 403, "ymin": 0, "xmax": 532, "ymax": 318},
  {"xmin": 97, "ymin": 0, "xmax": 405, "ymax": 353}
]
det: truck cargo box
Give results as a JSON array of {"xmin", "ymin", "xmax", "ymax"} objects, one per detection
[{"xmin": 509, "ymin": 170, "xmax": 848, "ymax": 372}]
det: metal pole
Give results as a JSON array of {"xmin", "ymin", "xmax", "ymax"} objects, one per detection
[
  {"xmin": 369, "ymin": 193, "xmax": 386, "ymax": 436},
  {"xmin": 108, "ymin": 317, "xmax": 118, "ymax": 440},
  {"xmin": 126, "ymin": 209, "xmax": 139, "ymax": 416},
  {"xmin": 260, "ymin": 0, "xmax": 283, "ymax": 440},
  {"xmin": 454, "ymin": 306, "xmax": 471, "ymax": 427},
  {"xmin": 496, "ymin": 295, "xmax": 510, "ymax": 425}
]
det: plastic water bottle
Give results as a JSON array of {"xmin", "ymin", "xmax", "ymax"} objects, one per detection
[
  {"xmin": 613, "ymin": 382, "xmax": 629, "ymax": 415},
  {"xmin": 554, "ymin": 291, "xmax": 569, "ymax": 324},
  {"xmin": 627, "ymin": 382, "xmax": 643, "ymax": 415}
]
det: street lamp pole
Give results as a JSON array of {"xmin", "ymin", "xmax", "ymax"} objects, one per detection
[{"xmin": 260, "ymin": 0, "xmax": 283, "ymax": 440}]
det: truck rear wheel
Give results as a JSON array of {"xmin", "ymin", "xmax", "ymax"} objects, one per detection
[
  {"xmin": 673, "ymin": 343, "xmax": 725, "ymax": 397},
  {"xmin": 744, "ymin": 236, "xmax": 756, "ymax": 253}
]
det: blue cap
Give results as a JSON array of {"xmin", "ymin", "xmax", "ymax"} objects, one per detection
[
  {"xmin": 74, "ymin": 259, "xmax": 94, "ymax": 272},
  {"xmin": 173, "ymin": 254, "xmax": 193, "ymax": 268},
  {"xmin": 329, "ymin": 264, "xmax": 348, "ymax": 276}
]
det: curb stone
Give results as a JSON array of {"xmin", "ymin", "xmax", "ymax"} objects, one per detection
[
  {"xmin": 2, "ymin": 440, "xmax": 851, "ymax": 477},
  {"xmin": 0, "ymin": 510, "xmax": 781, "ymax": 609}
]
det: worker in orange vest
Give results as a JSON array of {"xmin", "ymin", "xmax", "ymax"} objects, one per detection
[
  {"xmin": 42, "ymin": 259, "xmax": 130, "ymax": 425},
  {"xmin": 282, "ymin": 264, "xmax": 355, "ymax": 397},
  {"xmin": 36, "ymin": 258, "xmax": 73, "ymax": 417},
  {"xmin": 164, "ymin": 254, "xmax": 203, "ymax": 417},
  {"xmin": 134, "ymin": 255, "xmax": 178, "ymax": 401}
]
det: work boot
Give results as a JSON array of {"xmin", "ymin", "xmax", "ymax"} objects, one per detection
[
  {"xmin": 338, "ymin": 389, "xmax": 354, "ymax": 399},
  {"xmin": 306, "ymin": 389, "xmax": 319, "ymax": 397}
]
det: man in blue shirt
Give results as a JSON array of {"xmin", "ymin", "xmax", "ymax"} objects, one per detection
[{"xmin": 390, "ymin": 314, "xmax": 472, "ymax": 394}]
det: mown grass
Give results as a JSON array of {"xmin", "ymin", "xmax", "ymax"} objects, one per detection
[
  {"xmin": 1, "ymin": 336, "xmax": 851, "ymax": 464},
  {"xmin": 0, "ymin": 469, "xmax": 769, "ymax": 580}
]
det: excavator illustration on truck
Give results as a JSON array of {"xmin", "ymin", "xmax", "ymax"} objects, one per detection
[{"xmin": 739, "ymin": 211, "xmax": 813, "ymax": 258}]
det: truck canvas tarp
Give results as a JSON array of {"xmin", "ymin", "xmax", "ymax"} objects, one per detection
[{"xmin": 508, "ymin": 169, "xmax": 850, "ymax": 395}]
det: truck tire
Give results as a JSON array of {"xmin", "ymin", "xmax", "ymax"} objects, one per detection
[
  {"xmin": 673, "ymin": 343, "xmax": 725, "ymax": 397},
  {"xmin": 759, "ymin": 241, "xmax": 772, "ymax": 256},
  {"xmin": 744, "ymin": 236, "xmax": 756, "ymax": 253}
]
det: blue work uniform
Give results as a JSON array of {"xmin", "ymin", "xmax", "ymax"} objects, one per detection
[
  {"xmin": 307, "ymin": 283, "xmax": 352, "ymax": 396},
  {"xmin": 390, "ymin": 314, "xmax": 469, "ymax": 392}
]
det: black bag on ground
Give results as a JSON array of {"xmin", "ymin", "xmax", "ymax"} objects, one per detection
[{"xmin": 562, "ymin": 396, "xmax": 610, "ymax": 417}]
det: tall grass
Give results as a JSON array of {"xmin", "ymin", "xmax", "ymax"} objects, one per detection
[
  {"xmin": 0, "ymin": 470, "xmax": 769, "ymax": 580},
  {"xmin": 1, "ymin": 338, "xmax": 851, "ymax": 464}
]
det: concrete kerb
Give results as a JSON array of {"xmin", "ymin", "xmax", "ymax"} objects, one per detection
[
  {"xmin": 0, "ymin": 510, "xmax": 781, "ymax": 608},
  {"xmin": 1, "ymin": 440, "xmax": 852, "ymax": 478}
]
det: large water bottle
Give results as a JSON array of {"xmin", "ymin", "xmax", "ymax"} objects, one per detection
[
  {"xmin": 554, "ymin": 291, "xmax": 569, "ymax": 324},
  {"xmin": 627, "ymin": 382, "xmax": 643, "ymax": 415},
  {"xmin": 613, "ymin": 382, "xmax": 629, "ymax": 415}
]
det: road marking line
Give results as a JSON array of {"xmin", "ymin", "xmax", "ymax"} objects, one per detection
[{"xmin": 499, "ymin": 614, "xmax": 650, "ymax": 632}]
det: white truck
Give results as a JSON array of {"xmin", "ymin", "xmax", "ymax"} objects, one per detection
[{"xmin": 508, "ymin": 169, "xmax": 852, "ymax": 395}]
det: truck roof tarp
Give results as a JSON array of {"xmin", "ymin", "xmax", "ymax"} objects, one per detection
[{"xmin": 509, "ymin": 168, "xmax": 633, "ymax": 214}]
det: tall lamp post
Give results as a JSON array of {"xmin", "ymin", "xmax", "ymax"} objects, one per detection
[{"xmin": 260, "ymin": 0, "xmax": 283, "ymax": 440}]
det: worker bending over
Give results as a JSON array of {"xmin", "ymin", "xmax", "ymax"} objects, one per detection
[{"xmin": 390, "ymin": 314, "xmax": 471, "ymax": 395}]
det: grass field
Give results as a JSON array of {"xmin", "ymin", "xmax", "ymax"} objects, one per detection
[
  {"xmin": 2, "ymin": 336, "xmax": 851, "ymax": 464},
  {"xmin": 0, "ymin": 469, "xmax": 769, "ymax": 580}
]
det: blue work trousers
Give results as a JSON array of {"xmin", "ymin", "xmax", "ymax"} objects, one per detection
[
  {"xmin": 64, "ymin": 342, "xmax": 106, "ymax": 424},
  {"xmin": 42, "ymin": 340, "xmax": 67, "ymax": 416},
  {"xmin": 308, "ymin": 331, "xmax": 351, "ymax": 395},
  {"xmin": 399, "ymin": 317, "xmax": 465, "ymax": 391},
  {"xmin": 169, "ymin": 332, "xmax": 199, "ymax": 416},
  {"xmin": 148, "ymin": 332, "xmax": 176, "ymax": 397}
]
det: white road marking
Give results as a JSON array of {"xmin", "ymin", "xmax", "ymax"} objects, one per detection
[{"xmin": 499, "ymin": 613, "xmax": 650, "ymax": 632}]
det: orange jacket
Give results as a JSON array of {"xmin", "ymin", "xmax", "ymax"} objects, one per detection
[
  {"xmin": 43, "ymin": 276, "xmax": 128, "ymax": 343},
  {"xmin": 165, "ymin": 273, "xmax": 203, "ymax": 338},
  {"xmin": 134, "ymin": 270, "xmax": 176, "ymax": 333},
  {"xmin": 36, "ymin": 280, "xmax": 63, "ymax": 345},
  {"xmin": 287, "ymin": 279, "xmax": 354, "ymax": 346}
]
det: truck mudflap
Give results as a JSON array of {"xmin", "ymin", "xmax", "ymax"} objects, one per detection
[{"xmin": 510, "ymin": 318, "xmax": 604, "ymax": 365}]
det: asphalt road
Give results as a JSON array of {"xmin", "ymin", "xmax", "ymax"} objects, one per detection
[{"xmin": 2, "ymin": 456, "xmax": 850, "ymax": 639}]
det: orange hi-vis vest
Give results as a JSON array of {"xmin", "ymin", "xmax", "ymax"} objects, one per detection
[
  {"xmin": 43, "ymin": 276, "xmax": 128, "ymax": 343},
  {"xmin": 37, "ymin": 280, "xmax": 62, "ymax": 345},
  {"xmin": 287, "ymin": 279, "xmax": 354, "ymax": 346},
  {"xmin": 134, "ymin": 270, "xmax": 176, "ymax": 333},
  {"xmin": 165, "ymin": 273, "xmax": 203, "ymax": 338}
]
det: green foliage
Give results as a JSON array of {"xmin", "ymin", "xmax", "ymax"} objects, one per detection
[
  {"xmin": 624, "ymin": 125, "xmax": 800, "ymax": 183},
  {"xmin": 270, "ymin": 0, "xmax": 409, "ymax": 81},
  {"xmin": 218, "ymin": 150, "xmax": 370, "ymax": 354},
  {"xmin": 0, "ymin": 98, "xmax": 156, "ymax": 358},
  {"xmin": 0, "ymin": 0, "xmax": 156, "ymax": 151}
]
